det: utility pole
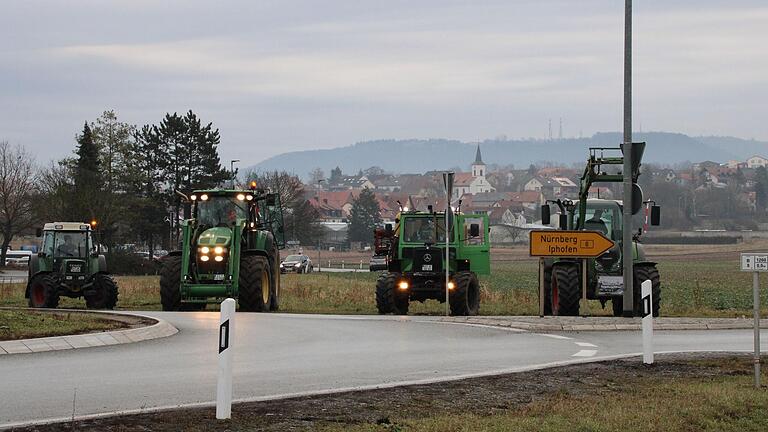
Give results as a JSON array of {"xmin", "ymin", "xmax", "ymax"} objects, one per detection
[
  {"xmin": 230, "ymin": 159, "xmax": 240, "ymax": 189},
  {"xmin": 622, "ymin": 0, "xmax": 634, "ymax": 317}
]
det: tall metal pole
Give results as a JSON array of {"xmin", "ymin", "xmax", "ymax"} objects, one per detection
[
  {"xmin": 622, "ymin": 0, "xmax": 634, "ymax": 317},
  {"xmin": 230, "ymin": 159, "xmax": 240, "ymax": 189},
  {"xmin": 754, "ymin": 272, "xmax": 761, "ymax": 388}
]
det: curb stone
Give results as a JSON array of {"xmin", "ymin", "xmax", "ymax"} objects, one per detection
[
  {"xmin": 441, "ymin": 316, "xmax": 768, "ymax": 332},
  {"xmin": 0, "ymin": 309, "xmax": 178, "ymax": 355}
]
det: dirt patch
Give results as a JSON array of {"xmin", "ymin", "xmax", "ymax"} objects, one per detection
[{"xmin": 14, "ymin": 353, "xmax": 763, "ymax": 432}]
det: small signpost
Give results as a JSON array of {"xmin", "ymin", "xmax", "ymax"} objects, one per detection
[
  {"xmin": 529, "ymin": 230, "xmax": 615, "ymax": 316},
  {"xmin": 217, "ymin": 298, "xmax": 236, "ymax": 419},
  {"xmin": 741, "ymin": 253, "xmax": 766, "ymax": 388},
  {"xmin": 641, "ymin": 279, "xmax": 653, "ymax": 365},
  {"xmin": 443, "ymin": 172, "xmax": 454, "ymax": 317}
]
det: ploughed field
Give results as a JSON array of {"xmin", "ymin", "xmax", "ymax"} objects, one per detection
[{"xmin": 1, "ymin": 241, "xmax": 766, "ymax": 316}]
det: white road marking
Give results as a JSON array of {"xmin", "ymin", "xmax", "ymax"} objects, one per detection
[
  {"xmin": 541, "ymin": 334, "xmax": 572, "ymax": 340},
  {"xmin": 575, "ymin": 342, "xmax": 597, "ymax": 348},
  {"xmin": 572, "ymin": 349, "xmax": 598, "ymax": 357}
]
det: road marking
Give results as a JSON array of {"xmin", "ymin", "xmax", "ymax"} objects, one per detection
[
  {"xmin": 572, "ymin": 349, "xmax": 597, "ymax": 357},
  {"xmin": 575, "ymin": 342, "xmax": 597, "ymax": 347},
  {"xmin": 541, "ymin": 334, "xmax": 572, "ymax": 340}
]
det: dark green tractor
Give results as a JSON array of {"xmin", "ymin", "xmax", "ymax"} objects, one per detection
[
  {"xmin": 160, "ymin": 184, "xmax": 285, "ymax": 311},
  {"xmin": 26, "ymin": 222, "xmax": 118, "ymax": 309},
  {"xmin": 540, "ymin": 145, "xmax": 661, "ymax": 317},
  {"xmin": 375, "ymin": 209, "xmax": 491, "ymax": 316}
]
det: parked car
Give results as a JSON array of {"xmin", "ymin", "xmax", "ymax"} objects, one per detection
[
  {"xmin": 4, "ymin": 250, "xmax": 32, "ymax": 266},
  {"xmin": 280, "ymin": 254, "xmax": 313, "ymax": 274},
  {"xmin": 369, "ymin": 255, "xmax": 387, "ymax": 272}
]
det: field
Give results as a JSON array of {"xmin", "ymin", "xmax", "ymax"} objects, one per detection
[{"xmin": 1, "ymin": 241, "xmax": 766, "ymax": 316}]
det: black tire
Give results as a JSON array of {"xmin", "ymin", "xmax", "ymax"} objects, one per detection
[
  {"xmin": 160, "ymin": 255, "xmax": 182, "ymax": 311},
  {"xmin": 239, "ymin": 255, "xmax": 271, "ymax": 312},
  {"xmin": 634, "ymin": 265, "xmax": 661, "ymax": 317},
  {"xmin": 612, "ymin": 296, "xmax": 624, "ymax": 317},
  {"xmin": 86, "ymin": 274, "xmax": 119, "ymax": 310},
  {"xmin": 27, "ymin": 273, "xmax": 59, "ymax": 309},
  {"xmin": 449, "ymin": 271, "xmax": 480, "ymax": 316},
  {"xmin": 376, "ymin": 272, "xmax": 408, "ymax": 315},
  {"xmin": 542, "ymin": 261, "xmax": 553, "ymax": 315},
  {"xmin": 269, "ymin": 248, "xmax": 280, "ymax": 312},
  {"xmin": 551, "ymin": 264, "xmax": 580, "ymax": 316}
]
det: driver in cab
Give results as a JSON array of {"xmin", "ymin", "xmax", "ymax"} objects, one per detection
[{"xmin": 56, "ymin": 235, "xmax": 77, "ymax": 257}]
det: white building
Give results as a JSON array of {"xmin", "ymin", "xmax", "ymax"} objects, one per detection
[
  {"xmin": 747, "ymin": 155, "xmax": 768, "ymax": 169},
  {"xmin": 452, "ymin": 145, "xmax": 496, "ymax": 196}
]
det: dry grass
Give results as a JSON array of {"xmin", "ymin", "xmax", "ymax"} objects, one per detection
[{"xmin": 0, "ymin": 310, "xmax": 126, "ymax": 340}]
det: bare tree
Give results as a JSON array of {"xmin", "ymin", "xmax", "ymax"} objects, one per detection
[{"xmin": 0, "ymin": 142, "xmax": 38, "ymax": 264}]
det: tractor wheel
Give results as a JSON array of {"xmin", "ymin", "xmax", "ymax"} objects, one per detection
[
  {"xmin": 27, "ymin": 273, "xmax": 59, "ymax": 309},
  {"xmin": 86, "ymin": 274, "xmax": 119, "ymax": 310},
  {"xmin": 269, "ymin": 249, "xmax": 280, "ymax": 312},
  {"xmin": 160, "ymin": 255, "xmax": 182, "ymax": 311},
  {"xmin": 449, "ymin": 271, "xmax": 480, "ymax": 316},
  {"xmin": 551, "ymin": 264, "xmax": 580, "ymax": 316},
  {"xmin": 634, "ymin": 265, "xmax": 661, "ymax": 317},
  {"xmin": 375, "ymin": 272, "xmax": 408, "ymax": 315},
  {"xmin": 239, "ymin": 255, "xmax": 271, "ymax": 312},
  {"xmin": 611, "ymin": 297, "xmax": 624, "ymax": 317}
]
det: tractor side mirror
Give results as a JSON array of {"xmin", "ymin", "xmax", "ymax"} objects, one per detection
[
  {"xmin": 650, "ymin": 205, "xmax": 661, "ymax": 226},
  {"xmin": 541, "ymin": 205, "xmax": 551, "ymax": 225},
  {"xmin": 469, "ymin": 223, "xmax": 480, "ymax": 238},
  {"xmin": 35, "ymin": 228, "xmax": 42, "ymax": 237},
  {"xmin": 266, "ymin": 194, "xmax": 277, "ymax": 207},
  {"xmin": 385, "ymin": 224, "xmax": 393, "ymax": 233},
  {"xmin": 559, "ymin": 214, "xmax": 568, "ymax": 230}
]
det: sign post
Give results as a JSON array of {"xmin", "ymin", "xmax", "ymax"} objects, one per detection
[
  {"xmin": 741, "ymin": 253, "xmax": 766, "ymax": 388},
  {"xmin": 443, "ymin": 172, "xmax": 454, "ymax": 317},
  {"xmin": 217, "ymin": 298, "xmax": 236, "ymax": 419},
  {"xmin": 641, "ymin": 279, "xmax": 653, "ymax": 364}
]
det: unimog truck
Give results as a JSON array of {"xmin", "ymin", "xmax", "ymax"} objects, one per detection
[
  {"xmin": 375, "ymin": 208, "xmax": 490, "ymax": 316},
  {"xmin": 160, "ymin": 184, "xmax": 285, "ymax": 311},
  {"xmin": 540, "ymin": 144, "xmax": 661, "ymax": 317},
  {"xmin": 26, "ymin": 222, "xmax": 118, "ymax": 309}
]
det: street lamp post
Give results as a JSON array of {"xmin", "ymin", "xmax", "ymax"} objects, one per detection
[{"xmin": 230, "ymin": 160, "xmax": 240, "ymax": 189}]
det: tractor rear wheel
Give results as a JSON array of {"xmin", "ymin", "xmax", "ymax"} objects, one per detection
[
  {"xmin": 551, "ymin": 263, "xmax": 580, "ymax": 316},
  {"xmin": 269, "ymin": 247, "xmax": 280, "ymax": 312},
  {"xmin": 449, "ymin": 271, "xmax": 480, "ymax": 316},
  {"xmin": 239, "ymin": 255, "xmax": 271, "ymax": 312},
  {"xmin": 376, "ymin": 272, "xmax": 408, "ymax": 315},
  {"xmin": 86, "ymin": 274, "xmax": 119, "ymax": 309},
  {"xmin": 27, "ymin": 273, "xmax": 59, "ymax": 308},
  {"xmin": 542, "ymin": 260, "xmax": 553, "ymax": 315},
  {"xmin": 160, "ymin": 255, "xmax": 182, "ymax": 311}
]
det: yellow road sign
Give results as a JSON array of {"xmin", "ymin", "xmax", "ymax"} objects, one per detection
[{"xmin": 529, "ymin": 230, "xmax": 615, "ymax": 257}]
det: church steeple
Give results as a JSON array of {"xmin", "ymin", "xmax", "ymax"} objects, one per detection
[{"xmin": 472, "ymin": 144, "xmax": 486, "ymax": 177}]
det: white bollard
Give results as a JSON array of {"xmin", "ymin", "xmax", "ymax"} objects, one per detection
[
  {"xmin": 216, "ymin": 298, "xmax": 236, "ymax": 419},
  {"xmin": 641, "ymin": 280, "xmax": 653, "ymax": 365}
]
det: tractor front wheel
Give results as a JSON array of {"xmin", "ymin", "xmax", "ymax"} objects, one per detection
[
  {"xmin": 551, "ymin": 264, "xmax": 580, "ymax": 316},
  {"xmin": 376, "ymin": 272, "xmax": 409, "ymax": 315},
  {"xmin": 449, "ymin": 271, "xmax": 480, "ymax": 316},
  {"xmin": 611, "ymin": 265, "xmax": 661, "ymax": 317},
  {"xmin": 160, "ymin": 256, "xmax": 182, "ymax": 311},
  {"xmin": 86, "ymin": 274, "xmax": 119, "ymax": 310},
  {"xmin": 239, "ymin": 256, "xmax": 272, "ymax": 312},
  {"xmin": 27, "ymin": 273, "xmax": 59, "ymax": 309}
]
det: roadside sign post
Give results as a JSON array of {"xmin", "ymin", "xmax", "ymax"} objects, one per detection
[
  {"xmin": 443, "ymin": 172, "xmax": 454, "ymax": 317},
  {"xmin": 530, "ymin": 230, "xmax": 615, "ymax": 316},
  {"xmin": 217, "ymin": 298, "xmax": 236, "ymax": 419},
  {"xmin": 641, "ymin": 279, "xmax": 653, "ymax": 364},
  {"xmin": 741, "ymin": 253, "xmax": 766, "ymax": 388}
]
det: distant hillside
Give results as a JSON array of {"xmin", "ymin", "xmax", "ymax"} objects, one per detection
[{"xmin": 248, "ymin": 132, "xmax": 767, "ymax": 179}]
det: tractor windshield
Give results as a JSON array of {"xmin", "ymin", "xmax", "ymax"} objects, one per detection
[
  {"xmin": 43, "ymin": 231, "xmax": 89, "ymax": 258},
  {"xmin": 578, "ymin": 206, "xmax": 619, "ymax": 239},
  {"xmin": 197, "ymin": 196, "xmax": 247, "ymax": 227},
  {"xmin": 401, "ymin": 217, "xmax": 447, "ymax": 244}
]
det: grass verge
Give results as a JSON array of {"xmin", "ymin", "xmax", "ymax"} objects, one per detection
[{"xmin": 0, "ymin": 309, "xmax": 127, "ymax": 341}]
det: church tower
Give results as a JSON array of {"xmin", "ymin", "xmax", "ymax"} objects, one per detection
[{"xmin": 471, "ymin": 144, "xmax": 486, "ymax": 178}]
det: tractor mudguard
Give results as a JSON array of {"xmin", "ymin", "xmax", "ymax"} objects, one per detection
[{"xmin": 98, "ymin": 255, "xmax": 108, "ymax": 273}]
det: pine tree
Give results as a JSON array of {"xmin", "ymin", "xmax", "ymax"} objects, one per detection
[
  {"xmin": 72, "ymin": 122, "xmax": 101, "ymax": 221},
  {"xmin": 347, "ymin": 188, "xmax": 381, "ymax": 244}
]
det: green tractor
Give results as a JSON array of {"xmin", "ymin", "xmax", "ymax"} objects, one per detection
[
  {"xmin": 160, "ymin": 184, "xmax": 285, "ymax": 311},
  {"xmin": 540, "ymin": 144, "xmax": 661, "ymax": 317},
  {"xmin": 374, "ymin": 208, "xmax": 490, "ymax": 316},
  {"xmin": 26, "ymin": 222, "xmax": 118, "ymax": 309}
]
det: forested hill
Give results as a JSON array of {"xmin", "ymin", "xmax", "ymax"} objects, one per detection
[{"xmin": 248, "ymin": 132, "xmax": 767, "ymax": 176}]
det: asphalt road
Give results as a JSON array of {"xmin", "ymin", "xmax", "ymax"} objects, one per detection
[{"xmin": 0, "ymin": 312, "xmax": 765, "ymax": 428}]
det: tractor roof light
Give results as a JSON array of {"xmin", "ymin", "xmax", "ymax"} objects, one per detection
[
  {"xmin": 245, "ymin": 194, "xmax": 253, "ymax": 201},
  {"xmin": 200, "ymin": 246, "xmax": 210, "ymax": 254},
  {"xmin": 249, "ymin": 181, "xmax": 258, "ymax": 190},
  {"xmin": 190, "ymin": 194, "xmax": 197, "ymax": 201},
  {"xmin": 236, "ymin": 193, "xmax": 246, "ymax": 201},
  {"xmin": 214, "ymin": 246, "xmax": 225, "ymax": 255},
  {"xmin": 200, "ymin": 194, "xmax": 209, "ymax": 201}
]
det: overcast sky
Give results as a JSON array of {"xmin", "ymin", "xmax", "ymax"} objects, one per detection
[{"xmin": 2, "ymin": 0, "xmax": 766, "ymax": 167}]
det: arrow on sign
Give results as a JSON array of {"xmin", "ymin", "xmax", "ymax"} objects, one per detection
[{"xmin": 529, "ymin": 230, "xmax": 615, "ymax": 258}]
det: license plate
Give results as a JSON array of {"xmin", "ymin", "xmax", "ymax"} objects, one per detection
[
  {"xmin": 598, "ymin": 276, "xmax": 624, "ymax": 296},
  {"xmin": 421, "ymin": 264, "xmax": 433, "ymax": 271},
  {"xmin": 214, "ymin": 274, "xmax": 225, "ymax": 281}
]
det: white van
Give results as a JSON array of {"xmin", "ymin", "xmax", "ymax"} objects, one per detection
[{"xmin": 4, "ymin": 250, "xmax": 33, "ymax": 266}]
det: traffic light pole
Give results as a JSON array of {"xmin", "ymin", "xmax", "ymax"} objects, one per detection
[{"xmin": 622, "ymin": 0, "xmax": 634, "ymax": 317}]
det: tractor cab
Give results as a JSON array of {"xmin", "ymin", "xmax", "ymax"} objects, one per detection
[{"xmin": 37, "ymin": 222, "xmax": 97, "ymax": 285}]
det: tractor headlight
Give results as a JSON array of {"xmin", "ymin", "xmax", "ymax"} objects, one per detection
[
  {"xmin": 447, "ymin": 281, "xmax": 456, "ymax": 290},
  {"xmin": 214, "ymin": 256, "xmax": 224, "ymax": 262},
  {"xmin": 200, "ymin": 255, "xmax": 210, "ymax": 262},
  {"xmin": 398, "ymin": 281, "xmax": 409, "ymax": 290},
  {"xmin": 214, "ymin": 246, "xmax": 225, "ymax": 255},
  {"xmin": 200, "ymin": 246, "xmax": 210, "ymax": 254}
]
